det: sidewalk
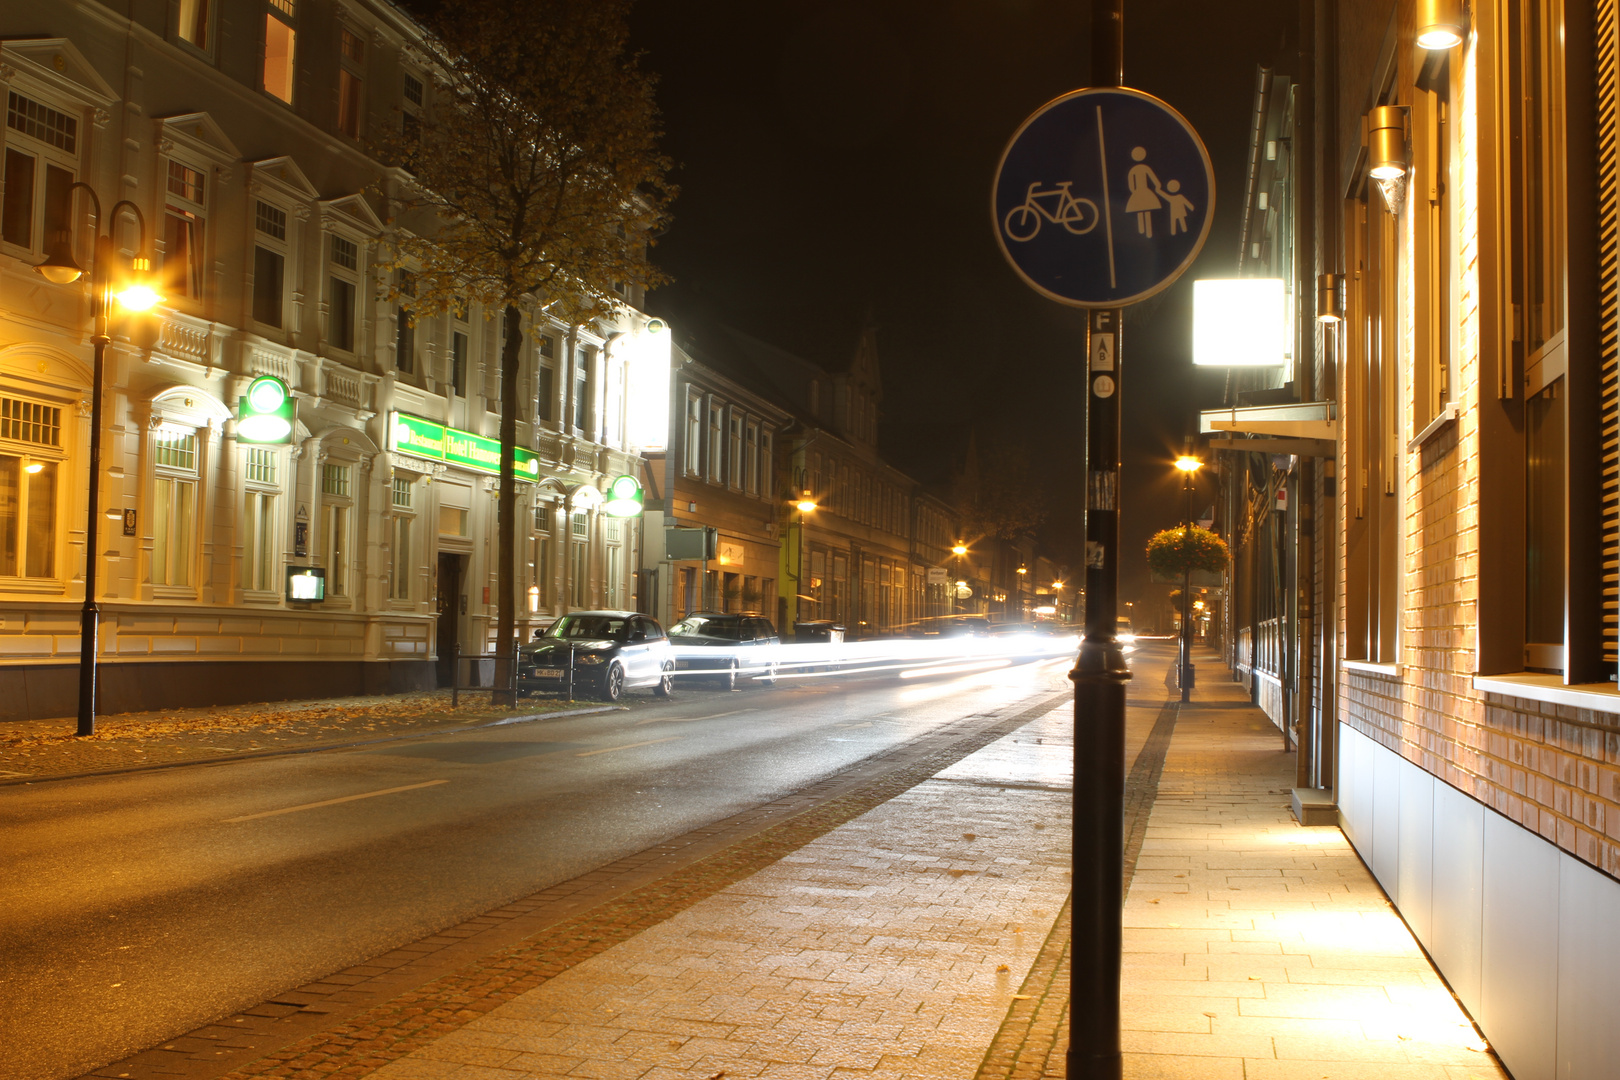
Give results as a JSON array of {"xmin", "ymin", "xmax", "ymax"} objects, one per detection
[{"xmin": 84, "ymin": 655, "xmax": 1511, "ymax": 1080}]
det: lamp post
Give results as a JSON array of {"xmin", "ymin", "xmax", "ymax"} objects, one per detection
[
  {"xmin": 950, "ymin": 543, "xmax": 967, "ymax": 614},
  {"xmin": 1015, "ymin": 564, "xmax": 1027, "ymax": 621},
  {"xmin": 793, "ymin": 494, "xmax": 816, "ymax": 625},
  {"xmin": 36, "ymin": 185, "xmax": 163, "ymax": 737},
  {"xmin": 1174, "ymin": 455, "xmax": 1203, "ymax": 703}
]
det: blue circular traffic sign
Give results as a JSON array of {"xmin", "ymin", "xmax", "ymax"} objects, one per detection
[{"xmin": 992, "ymin": 87, "xmax": 1214, "ymax": 307}]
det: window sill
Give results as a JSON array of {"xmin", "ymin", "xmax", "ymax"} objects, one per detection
[
  {"xmin": 241, "ymin": 589, "xmax": 282, "ymax": 605},
  {"xmin": 152, "ymin": 585, "xmax": 199, "ymax": 602},
  {"xmin": 0, "ymin": 578, "xmax": 68, "ymax": 595},
  {"xmin": 1343, "ymin": 659, "xmax": 1402, "ymax": 679},
  {"xmin": 1473, "ymin": 673, "xmax": 1620, "ymax": 716},
  {"xmin": 1407, "ymin": 401, "xmax": 1458, "ymax": 452}
]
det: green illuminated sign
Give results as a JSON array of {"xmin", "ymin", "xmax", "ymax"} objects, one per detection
[
  {"xmin": 238, "ymin": 375, "xmax": 296, "ymax": 444},
  {"xmin": 604, "ymin": 474, "xmax": 643, "ymax": 517},
  {"xmin": 388, "ymin": 412, "xmax": 541, "ymax": 481}
]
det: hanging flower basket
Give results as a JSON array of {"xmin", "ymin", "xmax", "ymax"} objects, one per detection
[{"xmin": 1146, "ymin": 525, "xmax": 1229, "ymax": 578}]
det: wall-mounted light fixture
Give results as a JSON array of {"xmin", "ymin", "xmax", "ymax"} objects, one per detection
[
  {"xmin": 1367, "ymin": 106, "xmax": 1409, "ymax": 181},
  {"xmin": 1316, "ymin": 273, "xmax": 1344, "ymax": 323},
  {"xmin": 1415, "ymin": 0, "xmax": 1465, "ymax": 49}
]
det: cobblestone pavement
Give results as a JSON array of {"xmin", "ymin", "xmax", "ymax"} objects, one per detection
[{"xmin": 0, "ymin": 691, "xmax": 614, "ymax": 783}]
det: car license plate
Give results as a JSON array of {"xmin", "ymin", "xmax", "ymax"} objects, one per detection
[{"xmin": 532, "ymin": 668, "xmax": 564, "ymax": 679}]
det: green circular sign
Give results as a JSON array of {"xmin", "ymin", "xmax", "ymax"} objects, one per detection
[{"xmin": 247, "ymin": 375, "xmax": 287, "ymax": 413}]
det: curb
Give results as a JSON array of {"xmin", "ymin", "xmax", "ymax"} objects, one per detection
[{"xmin": 0, "ymin": 704, "xmax": 620, "ymax": 788}]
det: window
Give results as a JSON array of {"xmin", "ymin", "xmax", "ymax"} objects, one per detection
[
  {"xmin": 451, "ymin": 331, "xmax": 469, "ymax": 398},
  {"xmin": 252, "ymin": 200, "xmax": 287, "ymax": 328},
  {"xmin": 328, "ymin": 235, "xmax": 358, "ymax": 352},
  {"xmin": 438, "ymin": 506, "xmax": 467, "ymax": 536},
  {"xmin": 178, "ymin": 0, "xmax": 210, "ymax": 48},
  {"xmin": 163, "ymin": 162, "xmax": 206, "ymax": 301},
  {"xmin": 263, "ymin": 3, "xmax": 297, "ymax": 104},
  {"xmin": 337, "ymin": 27, "xmax": 364, "ymax": 138},
  {"xmin": 0, "ymin": 395, "xmax": 61, "ymax": 579},
  {"xmin": 707, "ymin": 402, "xmax": 722, "ymax": 482},
  {"xmin": 573, "ymin": 346, "xmax": 590, "ymax": 431},
  {"xmin": 2, "ymin": 93, "xmax": 76, "ymax": 255},
  {"xmin": 390, "ymin": 515, "xmax": 412, "ymax": 600},
  {"xmin": 606, "ymin": 544, "xmax": 622, "ymax": 608},
  {"xmin": 152, "ymin": 430, "xmax": 198, "ymax": 588},
  {"xmin": 728, "ymin": 415, "xmax": 741, "ymax": 488},
  {"xmin": 395, "ymin": 271, "xmax": 415, "ymax": 374},
  {"xmin": 571, "ymin": 512, "xmax": 589, "ymax": 607},
  {"xmin": 1412, "ymin": 60, "xmax": 1455, "ymax": 435},
  {"xmin": 603, "ymin": 357, "xmax": 623, "ymax": 447},
  {"xmin": 530, "ymin": 533, "xmax": 550, "ymax": 611},
  {"xmin": 746, "ymin": 422, "xmax": 759, "ymax": 495},
  {"xmin": 684, "ymin": 393, "xmax": 702, "ymax": 475},
  {"xmin": 403, "ymin": 72, "xmax": 424, "ymax": 108},
  {"xmin": 1345, "ymin": 188, "xmax": 1400, "ymax": 663},
  {"xmin": 761, "ymin": 430, "xmax": 773, "ymax": 499},
  {"xmin": 243, "ymin": 447, "xmax": 277, "ymax": 593},
  {"xmin": 321, "ymin": 462, "xmax": 351, "ymax": 596}
]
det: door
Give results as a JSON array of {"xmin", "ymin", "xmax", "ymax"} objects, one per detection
[{"xmin": 436, "ymin": 553, "xmax": 462, "ymax": 687}]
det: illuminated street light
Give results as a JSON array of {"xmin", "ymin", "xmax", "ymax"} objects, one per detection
[{"xmin": 34, "ymin": 183, "xmax": 164, "ymax": 737}]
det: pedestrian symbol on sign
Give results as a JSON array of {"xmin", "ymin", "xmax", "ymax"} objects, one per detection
[{"xmin": 991, "ymin": 87, "xmax": 1214, "ymax": 308}]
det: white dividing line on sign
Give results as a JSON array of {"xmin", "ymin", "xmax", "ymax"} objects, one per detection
[
  {"xmin": 576, "ymin": 736, "xmax": 681, "ymax": 758},
  {"xmin": 224, "ymin": 779, "xmax": 449, "ymax": 823}
]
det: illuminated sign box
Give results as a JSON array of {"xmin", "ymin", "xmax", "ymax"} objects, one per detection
[
  {"xmin": 286, "ymin": 566, "xmax": 326, "ymax": 602},
  {"xmin": 388, "ymin": 412, "xmax": 541, "ymax": 481},
  {"xmin": 1192, "ymin": 279, "xmax": 1288, "ymax": 366}
]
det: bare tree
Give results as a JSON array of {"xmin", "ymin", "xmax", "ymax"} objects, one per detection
[{"xmin": 378, "ymin": 0, "xmax": 673, "ymax": 702}]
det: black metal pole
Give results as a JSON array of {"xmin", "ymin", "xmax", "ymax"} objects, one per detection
[
  {"xmin": 1181, "ymin": 471, "xmax": 1193, "ymax": 702},
  {"xmin": 77, "ymin": 235, "xmax": 110, "ymax": 738},
  {"xmin": 1069, "ymin": 5, "xmax": 1126, "ymax": 1078}
]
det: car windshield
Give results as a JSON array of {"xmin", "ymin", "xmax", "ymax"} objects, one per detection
[
  {"xmin": 547, "ymin": 615, "xmax": 627, "ymax": 641},
  {"xmin": 670, "ymin": 616, "xmax": 744, "ymax": 640}
]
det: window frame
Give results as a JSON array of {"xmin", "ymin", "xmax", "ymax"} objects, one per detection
[
  {"xmin": 320, "ymin": 459, "xmax": 355, "ymax": 600},
  {"xmin": 336, "ymin": 24, "xmax": 366, "ymax": 140},
  {"xmin": 251, "ymin": 197, "xmax": 290, "ymax": 330},
  {"xmin": 1, "ymin": 90, "xmax": 79, "ymax": 259},
  {"xmin": 241, "ymin": 445, "xmax": 281, "ymax": 597},
  {"xmin": 150, "ymin": 426, "xmax": 201, "ymax": 594},
  {"xmin": 0, "ymin": 391, "xmax": 67, "ymax": 584},
  {"xmin": 261, "ymin": 0, "xmax": 298, "ymax": 106}
]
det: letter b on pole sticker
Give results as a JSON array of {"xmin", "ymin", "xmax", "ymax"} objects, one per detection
[{"xmin": 992, "ymin": 87, "xmax": 1214, "ymax": 308}]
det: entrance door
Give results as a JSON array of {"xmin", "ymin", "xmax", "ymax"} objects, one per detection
[{"xmin": 436, "ymin": 553, "xmax": 462, "ymax": 687}]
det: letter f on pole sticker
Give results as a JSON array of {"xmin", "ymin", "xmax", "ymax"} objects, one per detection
[{"xmin": 992, "ymin": 87, "xmax": 1214, "ymax": 308}]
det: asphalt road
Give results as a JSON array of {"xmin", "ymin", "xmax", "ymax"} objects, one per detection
[{"xmin": 0, "ymin": 650, "xmax": 1108, "ymax": 1080}]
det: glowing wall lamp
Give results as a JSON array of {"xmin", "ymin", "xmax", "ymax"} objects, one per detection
[
  {"xmin": 1368, "ymin": 106, "xmax": 1409, "ymax": 181},
  {"xmin": 237, "ymin": 375, "xmax": 296, "ymax": 444},
  {"xmin": 1316, "ymin": 273, "xmax": 1344, "ymax": 324},
  {"xmin": 603, "ymin": 474, "xmax": 645, "ymax": 517},
  {"xmin": 1415, "ymin": 0, "xmax": 1465, "ymax": 49},
  {"xmin": 1192, "ymin": 279, "xmax": 1287, "ymax": 366}
]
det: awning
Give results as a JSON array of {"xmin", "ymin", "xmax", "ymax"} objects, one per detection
[{"xmin": 1200, "ymin": 402, "xmax": 1335, "ymax": 458}]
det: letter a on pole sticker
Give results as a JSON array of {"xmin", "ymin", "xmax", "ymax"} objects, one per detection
[{"xmin": 992, "ymin": 87, "xmax": 1214, "ymax": 308}]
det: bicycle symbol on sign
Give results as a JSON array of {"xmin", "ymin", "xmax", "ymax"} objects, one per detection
[{"xmin": 1003, "ymin": 181, "xmax": 1101, "ymax": 242}]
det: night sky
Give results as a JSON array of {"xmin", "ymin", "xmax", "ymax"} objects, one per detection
[{"xmin": 630, "ymin": 0, "xmax": 1301, "ymax": 602}]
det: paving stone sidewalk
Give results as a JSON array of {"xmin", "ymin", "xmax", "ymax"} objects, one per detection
[{"xmin": 1120, "ymin": 667, "xmax": 1510, "ymax": 1080}]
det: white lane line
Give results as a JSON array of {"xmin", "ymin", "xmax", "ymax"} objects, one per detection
[
  {"xmin": 225, "ymin": 779, "xmax": 449, "ymax": 823},
  {"xmin": 633, "ymin": 709, "xmax": 753, "ymax": 726},
  {"xmin": 576, "ymin": 736, "xmax": 682, "ymax": 757}
]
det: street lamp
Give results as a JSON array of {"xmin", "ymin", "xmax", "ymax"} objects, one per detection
[
  {"xmin": 1173, "ymin": 455, "xmax": 1202, "ymax": 703},
  {"xmin": 35, "ymin": 184, "xmax": 164, "ymax": 736},
  {"xmin": 1016, "ymin": 564, "xmax": 1027, "ymax": 620},
  {"xmin": 950, "ymin": 543, "xmax": 968, "ymax": 613},
  {"xmin": 793, "ymin": 493, "xmax": 816, "ymax": 625}
]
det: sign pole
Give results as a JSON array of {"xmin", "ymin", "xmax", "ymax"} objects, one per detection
[{"xmin": 1069, "ymin": 3, "xmax": 1126, "ymax": 1079}]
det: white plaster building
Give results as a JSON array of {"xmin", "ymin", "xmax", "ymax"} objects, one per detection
[{"xmin": 0, "ymin": 1, "xmax": 653, "ymax": 719}]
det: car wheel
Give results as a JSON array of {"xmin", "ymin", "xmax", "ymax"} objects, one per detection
[
  {"xmin": 716, "ymin": 658, "xmax": 738, "ymax": 691},
  {"xmin": 600, "ymin": 663, "xmax": 625, "ymax": 703},
  {"xmin": 654, "ymin": 662, "xmax": 675, "ymax": 697},
  {"xmin": 761, "ymin": 661, "xmax": 779, "ymax": 687}
]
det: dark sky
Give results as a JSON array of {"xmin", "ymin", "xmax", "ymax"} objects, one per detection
[{"xmin": 630, "ymin": 0, "xmax": 1300, "ymax": 601}]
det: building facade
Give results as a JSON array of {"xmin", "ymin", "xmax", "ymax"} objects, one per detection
[
  {"xmin": 0, "ymin": 1, "xmax": 651, "ymax": 719},
  {"xmin": 1212, "ymin": 2, "xmax": 1620, "ymax": 1075}
]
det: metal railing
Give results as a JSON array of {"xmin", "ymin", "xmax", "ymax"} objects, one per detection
[{"xmin": 448, "ymin": 640, "xmax": 521, "ymax": 707}]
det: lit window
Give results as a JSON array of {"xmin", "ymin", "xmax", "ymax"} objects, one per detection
[
  {"xmin": 178, "ymin": 0, "xmax": 211, "ymax": 48},
  {"xmin": 263, "ymin": 10, "xmax": 297, "ymax": 104}
]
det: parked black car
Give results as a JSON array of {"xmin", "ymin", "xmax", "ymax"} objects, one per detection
[
  {"xmin": 667, "ymin": 613, "xmax": 780, "ymax": 689},
  {"xmin": 517, "ymin": 611, "xmax": 674, "ymax": 702}
]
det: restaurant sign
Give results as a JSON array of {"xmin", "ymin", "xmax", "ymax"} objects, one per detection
[{"xmin": 388, "ymin": 412, "xmax": 541, "ymax": 481}]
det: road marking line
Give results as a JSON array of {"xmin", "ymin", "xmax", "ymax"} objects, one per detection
[
  {"xmin": 225, "ymin": 779, "xmax": 449, "ymax": 822},
  {"xmin": 635, "ymin": 708, "xmax": 753, "ymax": 726},
  {"xmin": 576, "ymin": 736, "xmax": 681, "ymax": 757},
  {"xmin": 834, "ymin": 722, "xmax": 873, "ymax": 730}
]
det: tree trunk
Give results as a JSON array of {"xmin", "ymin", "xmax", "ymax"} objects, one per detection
[{"xmin": 493, "ymin": 301, "xmax": 522, "ymax": 706}]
